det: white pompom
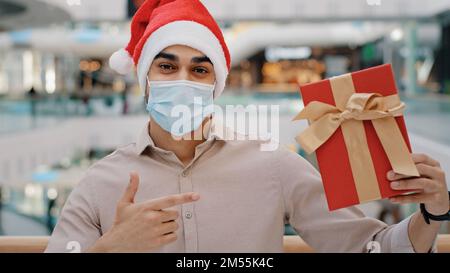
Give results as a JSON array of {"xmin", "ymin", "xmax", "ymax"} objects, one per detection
[{"xmin": 109, "ymin": 48, "xmax": 134, "ymax": 75}]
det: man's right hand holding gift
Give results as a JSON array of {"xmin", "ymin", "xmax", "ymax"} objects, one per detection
[{"xmin": 388, "ymin": 153, "xmax": 449, "ymax": 253}]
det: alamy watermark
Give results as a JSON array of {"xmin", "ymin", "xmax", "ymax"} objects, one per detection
[
  {"xmin": 366, "ymin": 0, "xmax": 382, "ymax": 6},
  {"xmin": 166, "ymin": 98, "xmax": 280, "ymax": 152}
]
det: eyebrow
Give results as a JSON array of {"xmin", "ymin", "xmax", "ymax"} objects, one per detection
[
  {"xmin": 154, "ymin": 51, "xmax": 212, "ymax": 65},
  {"xmin": 154, "ymin": 52, "xmax": 178, "ymax": 62},
  {"xmin": 191, "ymin": 56, "xmax": 212, "ymax": 65}
]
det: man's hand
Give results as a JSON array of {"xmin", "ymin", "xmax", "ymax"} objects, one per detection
[
  {"xmin": 388, "ymin": 153, "xmax": 449, "ymax": 215},
  {"xmin": 88, "ymin": 171, "xmax": 200, "ymax": 252}
]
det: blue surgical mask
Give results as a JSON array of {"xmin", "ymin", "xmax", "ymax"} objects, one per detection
[{"xmin": 146, "ymin": 79, "xmax": 215, "ymax": 136}]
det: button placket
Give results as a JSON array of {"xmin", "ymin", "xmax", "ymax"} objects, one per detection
[{"xmin": 179, "ymin": 168, "xmax": 198, "ymax": 252}]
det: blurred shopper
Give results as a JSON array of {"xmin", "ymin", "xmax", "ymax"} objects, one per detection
[
  {"xmin": 81, "ymin": 92, "xmax": 92, "ymax": 116},
  {"xmin": 46, "ymin": 0, "xmax": 449, "ymax": 253},
  {"xmin": 27, "ymin": 87, "xmax": 38, "ymax": 126},
  {"xmin": 46, "ymin": 197, "xmax": 56, "ymax": 232},
  {"xmin": 378, "ymin": 199, "xmax": 403, "ymax": 224},
  {"xmin": 122, "ymin": 73, "xmax": 136, "ymax": 115},
  {"xmin": 121, "ymin": 88, "xmax": 129, "ymax": 115}
]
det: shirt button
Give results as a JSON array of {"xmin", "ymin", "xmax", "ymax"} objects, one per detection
[
  {"xmin": 181, "ymin": 170, "xmax": 189, "ymax": 177},
  {"xmin": 185, "ymin": 211, "xmax": 192, "ymax": 219}
]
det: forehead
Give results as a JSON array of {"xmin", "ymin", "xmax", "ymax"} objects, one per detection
[{"xmin": 159, "ymin": 44, "xmax": 206, "ymax": 59}]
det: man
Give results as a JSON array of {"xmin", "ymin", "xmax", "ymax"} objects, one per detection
[{"xmin": 45, "ymin": 0, "xmax": 449, "ymax": 253}]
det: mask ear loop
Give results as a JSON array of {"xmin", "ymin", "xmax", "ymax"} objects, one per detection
[
  {"xmin": 212, "ymin": 80, "xmax": 217, "ymax": 99},
  {"xmin": 208, "ymin": 81, "xmax": 217, "ymax": 121},
  {"xmin": 145, "ymin": 76, "xmax": 152, "ymax": 103}
]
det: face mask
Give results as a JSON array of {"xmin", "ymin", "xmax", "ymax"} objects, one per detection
[{"xmin": 146, "ymin": 79, "xmax": 215, "ymax": 137}]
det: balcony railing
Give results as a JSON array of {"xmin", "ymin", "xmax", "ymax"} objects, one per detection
[{"xmin": 0, "ymin": 235, "xmax": 449, "ymax": 253}]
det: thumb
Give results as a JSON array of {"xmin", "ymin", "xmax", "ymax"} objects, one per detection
[{"xmin": 120, "ymin": 171, "xmax": 140, "ymax": 204}]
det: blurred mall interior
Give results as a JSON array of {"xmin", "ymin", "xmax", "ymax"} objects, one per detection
[{"xmin": 0, "ymin": 0, "xmax": 449, "ymax": 237}]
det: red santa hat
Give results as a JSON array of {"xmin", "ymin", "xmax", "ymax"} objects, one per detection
[{"xmin": 109, "ymin": 0, "xmax": 231, "ymax": 98}]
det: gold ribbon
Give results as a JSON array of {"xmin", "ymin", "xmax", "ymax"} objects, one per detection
[{"xmin": 293, "ymin": 74, "xmax": 419, "ymax": 203}]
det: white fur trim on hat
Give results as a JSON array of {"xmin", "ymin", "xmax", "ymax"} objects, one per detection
[
  {"xmin": 109, "ymin": 48, "xmax": 134, "ymax": 75},
  {"xmin": 137, "ymin": 20, "xmax": 228, "ymax": 98}
]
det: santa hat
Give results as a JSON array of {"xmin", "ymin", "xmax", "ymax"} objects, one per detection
[{"xmin": 109, "ymin": 0, "xmax": 231, "ymax": 98}]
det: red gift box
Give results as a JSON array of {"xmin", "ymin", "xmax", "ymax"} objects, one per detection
[{"xmin": 294, "ymin": 64, "xmax": 419, "ymax": 211}]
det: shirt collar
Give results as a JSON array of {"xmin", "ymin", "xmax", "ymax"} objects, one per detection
[
  {"xmin": 135, "ymin": 121, "xmax": 155, "ymax": 155},
  {"xmin": 134, "ymin": 118, "xmax": 232, "ymax": 155}
]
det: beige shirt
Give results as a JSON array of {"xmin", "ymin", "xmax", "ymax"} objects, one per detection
[{"xmin": 46, "ymin": 120, "xmax": 418, "ymax": 253}]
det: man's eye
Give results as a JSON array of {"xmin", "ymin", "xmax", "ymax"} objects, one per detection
[
  {"xmin": 159, "ymin": 64, "xmax": 175, "ymax": 70},
  {"xmin": 193, "ymin": 67, "xmax": 208, "ymax": 74}
]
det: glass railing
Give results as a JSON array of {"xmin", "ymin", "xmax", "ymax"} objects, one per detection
[{"xmin": 1, "ymin": 91, "xmax": 449, "ymax": 145}]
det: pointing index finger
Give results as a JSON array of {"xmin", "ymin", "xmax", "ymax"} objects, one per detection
[{"xmin": 144, "ymin": 192, "xmax": 200, "ymax": 210}]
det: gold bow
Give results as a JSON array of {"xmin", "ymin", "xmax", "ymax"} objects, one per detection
[
  {"xmin": 293, "ymin": 74, "xmax": 419, "ymax": 203},
  {"xmin": 293, "ymin": 93, "xmax": 405, "ymax": 153}
]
